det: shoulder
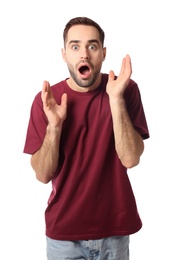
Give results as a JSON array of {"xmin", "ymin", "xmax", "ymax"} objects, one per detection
[
  {"xmin": 124, "ymin": 78, "xmax": 141, "ymax": 99},
  {"xmin": 51, "ymin": 80, "xmax": 67, "ymax": 93}
]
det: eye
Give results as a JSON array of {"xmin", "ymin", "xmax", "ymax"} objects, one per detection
[
  {"xmin": 89, "ymin": 45, "xmax": 96, "ymax": 50},
  {"xmin": 72, "ymin": 45, "xmax": 79, "ymax": 50}
]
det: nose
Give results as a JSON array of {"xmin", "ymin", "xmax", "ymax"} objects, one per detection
[{"xmin": 80, "ymin": 47, "xmax": 90, "ymax": 60}]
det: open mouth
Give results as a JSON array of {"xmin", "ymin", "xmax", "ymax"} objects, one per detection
[{"xmin": 79, "ymin": 65, "xmax": 90, "ymax": 75}]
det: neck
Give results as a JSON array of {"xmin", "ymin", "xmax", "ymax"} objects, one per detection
[{"xmin": 66, "ymin": 74, "xmax": 102, "ymax": 92}]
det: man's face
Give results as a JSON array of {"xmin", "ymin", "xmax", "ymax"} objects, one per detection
[{"xmin": 62, "ymin": 25, "xmax": 106, "ymax": 90}]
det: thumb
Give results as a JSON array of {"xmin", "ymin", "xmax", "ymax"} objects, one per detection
[
  {"xmin": 61, "ymin": 93, "xmax": 67, "ymax": 108},
  {"xmin": 108, "ymin": 70, "xmax": 115, "ymax": 82}
]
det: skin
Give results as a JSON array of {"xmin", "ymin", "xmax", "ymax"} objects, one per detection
[{"xmin": 31, "ymin": 24, "xmax": 144, "ymax": 183}]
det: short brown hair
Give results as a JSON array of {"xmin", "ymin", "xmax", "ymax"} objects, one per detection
[{"xmin": 63, "ymin": 17, "xmax": 105, "ymax": 47}]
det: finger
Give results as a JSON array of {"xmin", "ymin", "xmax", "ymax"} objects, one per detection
[
  {"xmin": 119, "ymin": 57, "xmax": 126, "ymax": 75},
  {"xmin": 108, "ymin": 70, "xmax": 115, "ymax": 82},
  {"xmin": 41, "ymin": 81, "xmax": 50, "ymax": 107},
  {"xmin": 42, "ymin": 81, "xmax": 49, "ymax": 97},
  {"xmin": 61, "ymin": 93, "xmax": 67, "ymax": 109},
  {"xmin": 125, "ymin": 54, "xmax": 132, "ymax": 75},
  {"xmin": 42, "ymin": 80, "xmax": 49, "ymax": 91}
]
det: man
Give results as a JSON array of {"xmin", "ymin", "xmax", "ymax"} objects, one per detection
[{"xmin": 23, "ymin": 17, "xmax": 149, "ymax": 260}]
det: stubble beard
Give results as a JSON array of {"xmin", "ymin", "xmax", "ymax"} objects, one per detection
[{"xmin": 68, "ymin": 66, "xmax": 101, "ymax": 88}]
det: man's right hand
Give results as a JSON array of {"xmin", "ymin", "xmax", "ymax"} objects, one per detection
[{"xmin": 41, "ymin": 80, "xmax": 67, "ymax": 128}]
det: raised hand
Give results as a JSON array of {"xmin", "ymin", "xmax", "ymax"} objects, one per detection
[
  {"xmin": 41, "ymin": 80, "xmax": 67, "ymax": 128},
  {"xmin": 106, "ymin": 55, "xmax": 132, "ymax": 99}
]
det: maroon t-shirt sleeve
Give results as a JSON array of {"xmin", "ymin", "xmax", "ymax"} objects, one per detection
[
  {"xmin": 124, "ymin": 79, "xmax": 149, "ymax": 140},
  {"xmin": 23, "ymin": 92, "xmax": 48, "ymax": 154}
]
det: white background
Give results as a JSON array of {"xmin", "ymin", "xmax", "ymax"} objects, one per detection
[{"xmin": 0, "ymin": 0, "xmax": 177, "ymax": 259}]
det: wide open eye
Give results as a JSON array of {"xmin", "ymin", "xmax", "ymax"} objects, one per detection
[
  {"xmin": 89, "ymin": 45, "xmax": 96, "ymax": 50},
  {"xmin": 72, "ymin": 45, "xmax": 79, "ymax": 50}
]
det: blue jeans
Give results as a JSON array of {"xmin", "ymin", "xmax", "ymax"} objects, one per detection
[{"xmin": 46, "ymin": 235, "xmax": 129, "ymax": 260}]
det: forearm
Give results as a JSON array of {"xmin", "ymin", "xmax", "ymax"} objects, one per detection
[
  {"xmin": 31, "ymin": 125, "xmax": 62, "ymax": 183},
  {"xmin": 109, "ymin": 97, "xmax": 144, "ymax": 168}
]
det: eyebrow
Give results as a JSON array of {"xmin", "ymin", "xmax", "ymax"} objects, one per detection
[{"xmin": 68, "ymin": 39, "xmax": 100, "ymax": 45}]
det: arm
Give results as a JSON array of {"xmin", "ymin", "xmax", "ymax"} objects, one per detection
[
  {"xmin": 106, "ymin": 55, "xmax": 144, "ymax": 168},
  {"xmin": 31, "ymin": 81, "xmax": 67, "ymax": 183}
]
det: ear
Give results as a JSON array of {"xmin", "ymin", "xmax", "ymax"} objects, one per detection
[
  {"xmin": 103, "ymin": 47, "xmax": 106, "ymax": 61},
  {"xmin": 61, "ymin": 48, "xmax": 67, "ymax": 62}
]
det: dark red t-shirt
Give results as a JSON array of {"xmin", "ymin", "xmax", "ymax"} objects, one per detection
[{"xmin": 23, "ymin": 73, "xmax": 149, "ymax": 240}]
